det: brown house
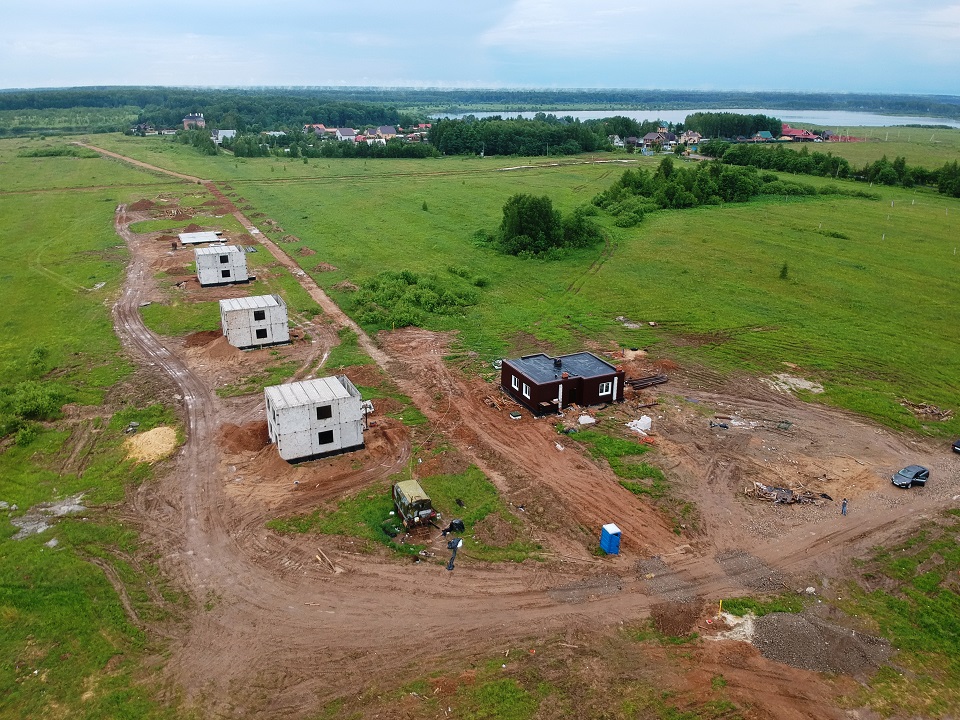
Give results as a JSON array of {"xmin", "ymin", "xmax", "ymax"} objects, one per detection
[
  {"xmin": 183, "ymin": 113, "xmax": 206, "ymax": 129},
  {"xmin": 501, "ymin": 352, "xmax": 625, "ymax": 415}
]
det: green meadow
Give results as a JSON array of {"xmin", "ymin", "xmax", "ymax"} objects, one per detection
[{"xmin": 0, "ymin": 138, "xmax": 185, "ymax": 718}]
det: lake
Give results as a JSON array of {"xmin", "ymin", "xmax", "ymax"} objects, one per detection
[{"xmin": 433, "ymin": 108, "xmax": 960, "ymax": 129}]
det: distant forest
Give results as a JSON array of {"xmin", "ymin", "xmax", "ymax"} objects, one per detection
[{"xmin": 0, "ymin": 87, "xmax": 958, "ymax": 136}]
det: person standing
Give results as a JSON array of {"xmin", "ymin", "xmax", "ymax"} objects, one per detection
[{"xmin": 841, "ymin": 498, "xmax": 848, "ymax": 516}]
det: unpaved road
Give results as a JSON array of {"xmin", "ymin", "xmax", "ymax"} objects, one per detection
[{"xmin": 97, "ymin": 145, "xmax": 960, "ymax": 718}]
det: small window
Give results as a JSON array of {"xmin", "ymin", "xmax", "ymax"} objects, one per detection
[
  {"xmin": 599, "ymin": 381, "xmax": 612, "ymax": 396},
  {"xmin": 219, "ymin": 254, "xmax": 229, "ymax": 263},
  {"xmin": 318, "ymin": 430, "xmax": 334, "ymax": 445},
  {"xmin": 511, "ymin": 375, "xmax": 519, "ymax": 390},
  {"xmin": 221, "ymin": 269, "xmax": 231, "ymax": 278},
  {"xmin": 255, "ymin": 328, "xmax": 268, "ymax": 339},
  {"xmin": 253, "ymin": 309, "xmax": 266, "ymax": 321},
  {"xmin": 522, "ymin": 383, "xmax": 531, "ymax": 399},
  {"xmin": 316, "ymin": 405, "xmax": 332, "ymax": 420}
]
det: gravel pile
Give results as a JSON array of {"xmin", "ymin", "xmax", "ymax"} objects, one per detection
[
  {"xmin": 547, "ymin": 574, "xmax": 622, "ymax": 604},
  {"xmin": 752, "ymin": 611, "xmax": 892, "ymax": 675}
]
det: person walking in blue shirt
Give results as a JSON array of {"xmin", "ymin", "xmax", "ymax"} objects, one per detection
[{"xmin": 841, "ymin": 498, "xmax": 848, "ymax": 516}]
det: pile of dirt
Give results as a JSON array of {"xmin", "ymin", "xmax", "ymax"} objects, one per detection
[
  {"xmin": 297, "ymin": 247, "xmax": 316, "ymax": 256},
  {"xmin": 313, "ymin": 262, "xmax": 338, "ymax": 272},
  {"xmin": 184, "ymin": 330, "xmax": 223, "ymax": 348},
  {"xmin": 128, "ymin": 199, "xmax": 156, "ymax": 211},
  {"xmin": 651, "ymin": 599, "xmax": 704, "ymax": 636},
  {"xmin": 219, "ymin": 422, "xmax": 270, "ymax": 454},
  {"xmin": 124, "ymin": 426, "xmax": 177, "ymax": 462},
  {"xmin": 156, "ymin": 234, "xmax": 179, "ymax": 244},
  {"xmin": 333, "ymin": 280, "xmax": 359, "ymax": 292},
  {"xmin": 752, "ymin": 611, "xmax": 892, "ymax": 676},
  {"xmin": 281, "ymin": 235, "xmax": 301, "ymax": 244},
  {"xmin": 183, "ymin": 223, "xmax": 203, "ymax": 233},
  {"xmin": 201, "ymin": 336, "xmax": 241, "ymax": 361}
]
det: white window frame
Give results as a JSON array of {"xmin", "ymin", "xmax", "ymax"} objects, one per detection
[
  {"xmin": 511, "ymin": 375, "xmax": 519, "ymax": 391},
  {"xmin": 599, "ymin": 381, "xmax": 613, "ymax": 396},
  {"xmin": 522, "ymin": 382, "xmax": 531, "ymax": 399}
]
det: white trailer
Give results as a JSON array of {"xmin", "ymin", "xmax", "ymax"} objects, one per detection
[
  {"xmin": 219, "ymin": 294, "xmax": 290, "ymax": 349},
  {"xmin": 195, "ymin": 245, "xmax": 248, "ymax": 286},
  {"xmin": 264, "ymin": 375, "xmax": 365, "ymax": 461}
]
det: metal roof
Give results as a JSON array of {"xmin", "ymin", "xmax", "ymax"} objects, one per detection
[
  {"xmin": 179, "ymin": 231, "xmax": 223, "ymax": 244},
  {"xmin": 505, "ymin": 352, "xmax": 617, "ymax": 384},
  {"xmin": 194, "ymin": 244, "xmax": 243, "ymax": 256},
  {"xmin": 264, "ymin": 376, "xmax": 351, "ymax": 410},
  {"xmin": 219, "ymin": 294, "xmax": 284, "ymax": 312}
]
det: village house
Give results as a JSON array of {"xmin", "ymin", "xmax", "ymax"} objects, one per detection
[
  {"xmin": 194, "ymin": 245, "xmax": 249, "ymax": 287},
  {"xmin": 335, "ymin": 128, "xmax": 357, "ymax": 141},
  {"xmin": 501, "ymin": 352, "xmax": 625, "ymax": 415},
  {"xmin": 264, "ymin": 375, "xmax": 366, "ymax": 461},
  {"xmin": 780, "ymin": 124, "xmax": 820, "ymax": 142},
  {"xmin": 219, "ymin": 294, "xmax": 289, "ymax": 349},
  {"xmin": 211, "ymin": 129, "xmax": 236, "ymax": 144},
  {"xmin": 680, "ymin": 130, "xmax": 702, "ymax": 146},
  {"xmin": 607, "ymin": 134, "xmax": 625, "ymax": 148},
  {"xmin": 183, "ymin": 113, "xmax": 205, "ymax": 130},
  {"xmin": 751, "ymin": 130, "xmax": 774, "ymax": 142},
  {"xmin": 303, "ymin": 123, "xmax": 328, "ymax": 136}
]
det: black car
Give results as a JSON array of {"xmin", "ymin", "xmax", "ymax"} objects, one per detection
[
  {"xmin": 891, "ymin": 465, "xmax": 929, "ymax": 488},
  {"xmin": 953, "ymin": 438, "xmax": 960, "ymax": 454}
]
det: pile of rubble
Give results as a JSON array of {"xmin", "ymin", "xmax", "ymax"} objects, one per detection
[{"xmin": 744, "ymin": 481, "xmax": 830, "ymax": 505}]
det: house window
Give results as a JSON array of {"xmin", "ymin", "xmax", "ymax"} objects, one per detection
[
  {"xmin": 599, "ymin": 381, "xmax": 612, "ymax": 396},
  {"xmin": 522, "ymin": 383, "xmax": 531, "ymax": 399},
  {"xmin": 511, "ymin": 375, "xmax": 519, "ymax": 390},
  {"xmin": 219, "ymin": 255, "xmax": 229, "ymax": 263},
  {"xmin": 316, "ymin": 405, "xmax": 332, "ymax": 420},
  {"xmin": 253, "ymin": 309, "xmax": 266, "ymax": 321},
  {"xmin": 221, "ymin": 269, "xmax": 231, "ymax": 278},
  {"xmin": 318, "ymin": 430, "xmax": 334, "ymax": 445},
  {"xmin": 255, "ymin": 328, "xmax": 268, "ymax": 339}
]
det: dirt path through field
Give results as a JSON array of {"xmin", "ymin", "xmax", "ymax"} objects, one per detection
[{"xmin": 97, "ymin": 144, "xmax": 960, "ymax": 717}]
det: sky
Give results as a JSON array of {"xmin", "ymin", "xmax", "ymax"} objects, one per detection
[{"xmin": 2, "ymin": 0, "xmax": 959, "ymax": 95}]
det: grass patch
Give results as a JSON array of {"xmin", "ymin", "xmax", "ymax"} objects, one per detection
[
  {"xmin": 216, "ymin": 359, "xmax": 299, "ymax": 398},
  {"xmin": 140, "ymin": 301, "xmax": 221, "ymax": 336},
  {"xmin": 325, "ymin": 327, "xmax": 375, "ymax": 369},
  {"xmin": 268, "ymin": 466, "xmax": 540, "ymax": 563},
  {"xmin": 721, "ymin": 594, "xmax": 806, "ymax": 617},
  {"xmin": 840, "ymin": 513, "xmax": 960, "ymax": 717}
]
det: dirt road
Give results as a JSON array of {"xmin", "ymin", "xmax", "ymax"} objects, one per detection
[{"xmin": 97, "ymin": 145, "xmax": 960, "ymax": 717}]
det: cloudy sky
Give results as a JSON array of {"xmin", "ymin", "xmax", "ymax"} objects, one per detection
[{"xmin": 2, "ymin": 0, "xmax": 959, "ymax": 94}]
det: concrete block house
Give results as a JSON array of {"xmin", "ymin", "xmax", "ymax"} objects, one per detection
[
  {"xmin": 219, "ymin": 295, "xmax": 289, "ymax": 349},
  {"xmin": 194, "ymin": 245, "xmax": 249, "ymax": 286},
  {"xmin": 264, "ymin": 376, "xmax": 365, "ymax": 461},
  {"xmin": 501, "ymin": 352, "xmax": 625, "ymax": 415}
]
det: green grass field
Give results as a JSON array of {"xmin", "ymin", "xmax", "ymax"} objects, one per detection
[{"xmin": 0, "ymin": 139, "xmax": 186, "ymax": 718}]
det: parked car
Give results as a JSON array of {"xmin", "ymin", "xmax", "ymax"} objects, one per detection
[
  {"xmin": 891, "ymin": 465, "xmax": 929, "ymax": 488},
  {"xmin": 392, "ymin": 480, "xmax": 440, "ymax": 529},
  {"xmin": 952, "ymin": 438, "xmax": 960, "ymax": 454}
]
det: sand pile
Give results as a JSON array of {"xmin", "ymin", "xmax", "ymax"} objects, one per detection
[
  {"xmin": 125, "ymin": 427, "xmax": 177, "ymax": 462},
  {"xmin": 128, "ymin": 199, "xmax": 156, "ymax": 211}
]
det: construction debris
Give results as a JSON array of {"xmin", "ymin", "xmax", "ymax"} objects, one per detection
[
  {"xmin": 744, "ymin": 481, "xmax": 830, "ymax": 505},
  {"xmin": 899, "ymin": 399, "xmax": 953, "ymax": 422}
]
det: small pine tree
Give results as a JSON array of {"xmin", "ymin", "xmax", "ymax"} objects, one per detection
[
  {"xmin": 422, "ymin": 201, "xmax": 428, "ymax": 211},
  {"xmin": 779, "ymin": 262, "xmax": 789, "ymax": 280}
]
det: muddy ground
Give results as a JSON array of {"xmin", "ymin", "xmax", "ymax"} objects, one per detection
[{"xmin": 81, "ymin": 160, "xmax": 960, "ymax": 718}]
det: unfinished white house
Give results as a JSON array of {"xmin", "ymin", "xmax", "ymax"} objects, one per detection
[
  {"xmin": 264, "ymin": 375, "xmax": 365, "ymax": 461},
  {"xmin": 219, "ymin": 294, "xmax": 290, "ymax": 349},
  {"xmin": 195, "ymin": 245, "xmax": 248, "ymax": 286}
]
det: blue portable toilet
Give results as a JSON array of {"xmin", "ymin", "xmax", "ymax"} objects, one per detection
[{"xmin": 600, "ymin": 523, "xmax": 621, "ymax": 555}]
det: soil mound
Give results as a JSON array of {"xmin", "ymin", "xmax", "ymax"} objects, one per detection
[
  {"xmin": 125, "ymin": 426, "xmax": 177, "ymax": 462},
  {"xmin": 183, "ymin": 223, "xmax": 203, "ymax": 233},
  {"xmin": 197, "ymin": 335, "xmax": 241, "ymax": 361},
  {"xmin": 333, "ymin": 280, "xmax": 359, "ymax": 292},
  {"xmin": 297, "ymin": 247, "xmax": 316, "ymax": 256},
  {"xmin": 219, "ymin": 422, "xmax": 271, "ymax": 454},
  {"xmin": 313, "ymin": 262, "xmax": 338, "ymax": 272},
  {"xmin": 651, "ymin": 599, "xmax": 704, "ymax": 636},
  {"xmin": 184, "ymin": 330, "xmax": 223, "ymax": 348},
  {"xmin": 129, "ymin": 199, "xmax": 156, "ymax": 211},
  {"xmin": 157, "ymin": 234, "xmax": 179, "ymax": 244}
]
